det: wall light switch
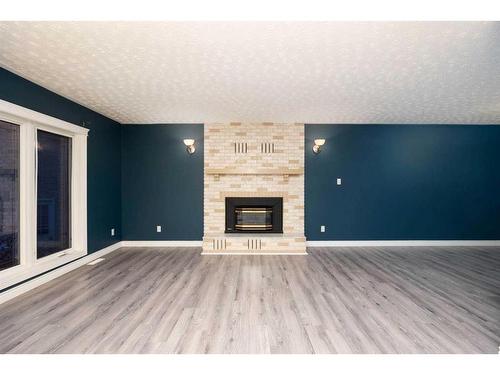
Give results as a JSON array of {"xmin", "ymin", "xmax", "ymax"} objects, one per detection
[
  {"xmin": 337, "ymin": 178, "xmax": 342, "ymax": 185},
  {"xmin": 320, "ymin": 225, "xmax": 326, "ymax": 233},
  {"xmin": 156, "ymin": 225, "xmax": 162, "ymax": 233},
  {"xmin": 111, "ymin": 228, "xmax": 115, "ymax": 236}
]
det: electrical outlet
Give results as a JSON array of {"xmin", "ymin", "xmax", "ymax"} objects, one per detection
[
  {"xmin": 320, "ymin": 225, "xmax": 326, "ymax": 233},
  {"xmin": 156, "ymin": 225, "xmax": 162, "ymax": 233},
  {"xmin": 111, "ymin": 228, "xmax": 115, "ymax": 236},
  {"xmin": 337, "ymin": 178, "xmax": 342, "ymax": 185}
]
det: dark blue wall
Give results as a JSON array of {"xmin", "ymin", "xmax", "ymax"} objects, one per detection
[
  {"xmin": 121, "ymin": 124, "xmax": 204, "ymax": 240},
  {"xmin": 0, "ymin": 68, "xmax": 122, "ymax": 252},
  {"xmin": 3, "ymin": 66, "xmax": 499, "ymax": 247},
  {"xmin": 305, "ymin": 124, "xmax": 500, "ymax": 240}
]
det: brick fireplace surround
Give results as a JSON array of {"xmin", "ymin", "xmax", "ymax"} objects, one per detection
[{"xmin": 202, "ymin": 122, "xmax": 306, "ymax": 254}]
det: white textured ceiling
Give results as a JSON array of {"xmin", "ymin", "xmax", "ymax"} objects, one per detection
[{"xmin": 0, "ymin": 21, "xmax": 499, "ymax": 124}]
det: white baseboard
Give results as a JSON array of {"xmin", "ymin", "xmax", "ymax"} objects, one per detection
[
  {"xmin": 202, "ymin": 252, "xmax": 308, "ymax": 255},
  {"xmin": 306, "ymin": 240, "xmax": 500, "ymax": 247},
  {"xmin": 121, "ymin": 240, "xmax": 202, "ymax": 247},
  {"xmin": 0, "ymin": 241, "xmax": 123, "ymax": 306},
  {"xmin": 3, "ymin": 238, "xmax": 497, "ymax": 305}
]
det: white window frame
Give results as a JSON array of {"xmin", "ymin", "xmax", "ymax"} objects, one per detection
[{"xmin": 0, "ymin": 99, "xmax": 88, "ymax": 290}]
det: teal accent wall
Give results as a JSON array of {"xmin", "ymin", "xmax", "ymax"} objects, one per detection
[
  {"xmin": 121, "ymin": 124, "xmax": 204, "ymax": 240},
  {"xmin": 0, "ymin": 68, "xmax": 122, "ymax": 253},
  {"xmin": 3, "ymin": 66, "xmax": 500, "ymax": 253},
  {"xmin": 305, "ymin": 124, "xmax": 500, "ymax": 240}
]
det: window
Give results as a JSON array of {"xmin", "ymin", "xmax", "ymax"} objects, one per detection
[
  {"xmin": 37, "ymin": 130, "xmax": 72, "ymax": 259},
  {"xmin": 0, "ymin": 99, "xmax": 88, "ymax": 290},
  {"xmin": 0, "ymin": 121, "xmax": 20, "ymax": 271}
]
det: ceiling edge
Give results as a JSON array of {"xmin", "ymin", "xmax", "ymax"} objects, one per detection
[{"xmin": 0, "ymin": 63, "xmax": 123, "ymax": 125}]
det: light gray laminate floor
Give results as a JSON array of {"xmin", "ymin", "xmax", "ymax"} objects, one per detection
[{"xmin": 0, "ymin": 246, "xmax": 498, "ymax": 354}]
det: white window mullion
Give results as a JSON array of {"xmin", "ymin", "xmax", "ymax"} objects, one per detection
[{"xmin": 19, "ymin": 122, "xmax": 37, "ymax": 267}]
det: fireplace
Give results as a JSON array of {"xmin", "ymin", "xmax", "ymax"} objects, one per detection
[{"xmin": 225, "ymin": 197, "xmax": 283, "ymax": 234}]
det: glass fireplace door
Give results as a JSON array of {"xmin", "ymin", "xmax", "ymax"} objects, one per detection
[{"xmin": 234, "ymin": 207, "xmax": 273, "ymax": 231}]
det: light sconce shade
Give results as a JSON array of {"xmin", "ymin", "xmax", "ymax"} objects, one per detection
[
  {"xmin": 313, "ymin": 139, "xmax": 326, "ymax": 154},
  {"xmin": 183, "ymin": 139, "xmax": 196, "ymax": 154}
]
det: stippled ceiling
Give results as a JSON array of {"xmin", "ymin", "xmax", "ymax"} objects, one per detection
[{"xmin": 0, "ymin": 21, "xmax": 499, "ymax": 124}]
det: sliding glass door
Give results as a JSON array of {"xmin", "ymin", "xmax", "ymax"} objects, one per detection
[
  {"xmin": 36, "ymin": 130, "xmax": 72, "ymax": 259},
  {"xmin": 0, "ymin": 120, "xmax": 20, "ymax": 271},
  {"xmin": 0, "ymin": 99, "xmax": 88, "ymax": 290}
]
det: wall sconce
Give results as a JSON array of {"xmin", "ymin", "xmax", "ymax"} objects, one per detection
[
  {"xmin": 312, "ymin": 139, "xmax": 325, "ymax": 154},
  {"xmin": 183, "ymin": 139, "xmax": 196, "ymax": 154}
]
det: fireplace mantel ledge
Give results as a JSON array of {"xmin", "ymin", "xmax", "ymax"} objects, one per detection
[{"xmin": 205, "ymin": 167, "xmax": 304, "ymax": 176}]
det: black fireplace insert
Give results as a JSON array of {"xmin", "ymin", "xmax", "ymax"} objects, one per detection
[{"xmin": 225, "ymin": 197, "xmax": 283, "ymax": 234}]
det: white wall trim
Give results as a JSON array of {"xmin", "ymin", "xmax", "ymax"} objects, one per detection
[
  {"xmin": 306, "ymin": 240, "xmax": 500, "ymax": 247},
  {"xmin": 0, "ymin": 99, "xmax": 89, "ymax": 135},
  {"xmin": 121, "ymin": 241, "xmax": 202, "ymax": 247},
  {"xmin": 202, "ymin": 252, "xmax": 307, "ymax": 255},
  {"xmin": 0, "ymin": 241, "xmax": 123, "ymax": 306},
  {"xmin": 2, "ymin": 239, "xmax": 498, "ymax": 305}
]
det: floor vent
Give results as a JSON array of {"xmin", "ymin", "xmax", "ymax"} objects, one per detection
[
  {"xmin": 87, "ymin": 258, "xmax": 105, "ymax": 266},
  {"xmin": 213, "ymin": 239, "xmax": 227, "ymax": 250},
  {"xmin": 247, "ymin": 239, "xmax": 262, "ymax": 250}
]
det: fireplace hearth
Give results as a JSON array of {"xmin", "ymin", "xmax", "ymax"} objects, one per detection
[{"xmin": 225, "ymin": 197, "xmax": 283, "ymax": 234}]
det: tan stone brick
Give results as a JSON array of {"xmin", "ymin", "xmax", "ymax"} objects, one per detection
[{"xmin": 204, "ymin": 123, "xmax": 305, "ymax": 252}]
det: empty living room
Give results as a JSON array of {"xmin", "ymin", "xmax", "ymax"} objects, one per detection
[{"xmin": 0, "ymin": 1, "xmax": 499, "ymax": 373}]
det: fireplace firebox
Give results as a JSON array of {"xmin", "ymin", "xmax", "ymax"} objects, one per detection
[{"xmin": 225, "ymin": 197, "xmax": 283, "ymax": 233}]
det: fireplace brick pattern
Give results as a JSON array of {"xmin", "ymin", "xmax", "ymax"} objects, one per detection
[{"xmin": 203, "ymin": 122, "xmax": 306, "ymax": 254}]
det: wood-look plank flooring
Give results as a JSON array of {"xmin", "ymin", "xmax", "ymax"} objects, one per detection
[{"xmin": 0, "ymin": 246, "xmax": 498, "ymax": 354}]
